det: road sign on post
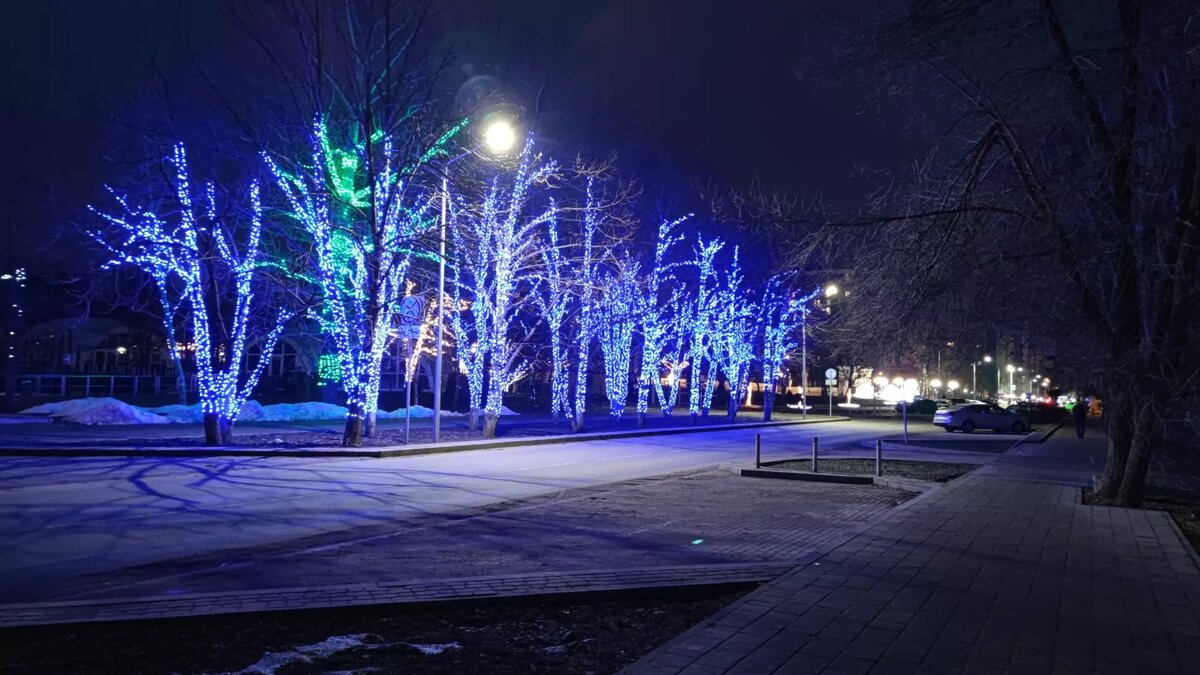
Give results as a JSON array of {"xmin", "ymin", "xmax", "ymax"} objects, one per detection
[
  {"xmin": 397, "ymin": 296, "xmax": 425, "ymax": 340},
  {"xmin": 825, "ymin": 369, "xmax": 836, "ymax": 417}
]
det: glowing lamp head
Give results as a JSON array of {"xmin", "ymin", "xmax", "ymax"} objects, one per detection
[
  {"xmin": 892, "ymin": 376, "xmax": 905, "ymax": 385},
  {"xmin": 873, "ymin": 375, "xmax": 888, "ymax": 387},
  {"xmin": 116, "ymin": 346, "xmax": 127, "ymax": 355},
  {"xmin": 947, "ymin": 380, "xmax": 960, "ymax": 391},
  {"xmin": 930, "ymin": 379, "xmax": 943, "ymax": 389},
  {"xmin": 1006, "ymin": 364, "xmax": 1016, "ymax": 373},
  {"xmin": 983, "ymin": 355, "xmax": 993, "ymax": 363},
  {"xmin": 824, "ymin": 284, "xmax": 839, "ymax": 298},
  {"xmin": 483, "ymin": 119, "xmax": 517, "ymax": 154}
]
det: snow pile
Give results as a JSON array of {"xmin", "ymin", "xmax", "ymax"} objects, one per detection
[
  {"xmin": 402, "ymin": 642, "xmax": 461, "ymax": 656},
  {"xmin": 21, "ymin": 398, "xmax": 169, "ymax": 425},
  {"xmin": 233, "ymin": 633, "xmax": 371, "ymax": 675},
  {"xmin": 22, "ymin": 397, "xmax": 485, "ymax": 424},
  {"xmin": 147, "ymin": 402, "xmax": 260, "ymax": 423},
  {"xmin": 252, "ymin": 401, "xmax": 353, "ymax": 422},
  {"xmin": 384, "ymin": 405, "xmax": 464, "ymax": 418}
]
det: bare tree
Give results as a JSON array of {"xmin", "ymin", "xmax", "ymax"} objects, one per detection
[{"xmin": 786, "ymin": 0, "xmax": 1199, "ymax": 505}]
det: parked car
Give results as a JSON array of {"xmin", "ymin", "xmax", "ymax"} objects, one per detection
[
  {"xmin": 933, "ymin": 403, "xmax": 1031, "ymax": 433},
  {"xmin": 895, "ymin": 398, "xmax": 942, "ymax": 415}
]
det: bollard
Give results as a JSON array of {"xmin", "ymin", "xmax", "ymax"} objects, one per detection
[
  {"xmin": 755, "ymin": 433, "xmax": 762, "ymax": 468},
  {"xmin": 812, "ymin": 436, "xmax": 819, "ymax": 473},
  {"xmin": 875, "ymin": 439, "xmax": 883, "ymax": 476}
]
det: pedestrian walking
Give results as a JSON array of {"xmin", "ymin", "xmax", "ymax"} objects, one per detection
[{"xmin": 1073, "ymin": 395, "xmax": 1088, "ymax": 439}]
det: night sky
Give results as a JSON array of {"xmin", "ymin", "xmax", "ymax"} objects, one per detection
[{"xmin": 1, "ymin": 0, "xmax": 913, "ymax": 263}]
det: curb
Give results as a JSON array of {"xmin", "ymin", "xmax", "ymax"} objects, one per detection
[
  {"xmin": 727, "ymin": 464, "xmax": 939, "ymax": 492},
  {"xmin": 0, "ymin": 562, "xmax": 797, "ymax": 628},
  {"xmin": 1026, "ymin": 420, "xmax": 1067, "ymax": 443},
  {"xmin": 0, "ymin": 416, "xmax": 850, "ymax": 459},
  {"xmin": 738, "ymin": 466, "xmax": 874, "ymax": 484},
  {"xmin": 1161, "ymin": 507, "xmax": 1200, "ymax": 575}
]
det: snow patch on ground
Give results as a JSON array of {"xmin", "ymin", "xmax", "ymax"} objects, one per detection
[
  {"xmin": 384, "ymin": 405, "xmax": 464, "ymax": 418},
  {"xmin": 230, "ymin": 633, "xmax": 371, "ymax": 674},
  {"xmin": 20, "ymin": 398, "xmax": 169, "ymax": 425},
  {"xmin": 20, "ymin": 397, "xmax": 484, "ymax": 425},
  {"xmin": 402, "ymin": 641, "xmax": 461, "ymax": 655},
  {"xmin": 500, "ymin": 406, "xmax": 520, "ymax": 416}
]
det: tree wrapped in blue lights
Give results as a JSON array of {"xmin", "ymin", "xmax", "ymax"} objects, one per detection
[
  {"xmin": 712, "ymin": 248, "xmax": 757, "ymax": 421},
  {"xmin": 684, "ymin": 237, "xmax": 725, "ymax": 421},
  {"xmin": 459, "ymin": 138, "xmax": 559, "ymax": 438},
  {"xmin": 449, "ymin": 206, "xmax": 492, "ymax": 432},
  {"xmin": 596, "ymin": 257, "xmax": 641, "ymax": 418},
  {"xmin": 569, "ymin": 180, "xmax": 601, "ymax": 432},
  {"xmin": 759, "ymin": 279, "xmax": 818, "ymax": 421},
  {"xmin": 265, "ymin": 117, "xmax": 449, "ymax": 445},
  {"xmin": 635, "ymin": 214, "xmax": 690, "ymax": 427},
  {"xmin": 92, "ymin": 144, "xmax": 290, "ymax": 445},
  {"xmin": 534, "ymin": 206, "xmax": 574, "ymax": 421}
]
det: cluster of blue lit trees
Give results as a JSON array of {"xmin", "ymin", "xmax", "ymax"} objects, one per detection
[
  {"xmin": 444, "ymin": 137, "xmax": 820, "ymax": 438},
  {"xmin": 89, "ymin": 118, "xmax": 815, "ymax": 446}
]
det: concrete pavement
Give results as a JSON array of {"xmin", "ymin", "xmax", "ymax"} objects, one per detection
[
  {"xmin": 624, "ymin": 431, "xmax": 1200, "ymax": 675},
  {"xmin": 0, "ymin": 418, "xmax": 911, "ymax": 603}
]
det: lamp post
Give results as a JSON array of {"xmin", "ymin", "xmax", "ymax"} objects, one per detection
[
  {"xmin": 800, "ymin": 308, "xmax": 808, "ymax": 419},
  {"xmin": 432, "ymin": 116, "xmax": 517, "ymax": 443},
  {"xmin": 1006, "ymin": 364, "xmax": 1016, "ymax": 398},
  {"xmin": 973, "ymin": 354, "xmax": 992, "ymax": 396}
]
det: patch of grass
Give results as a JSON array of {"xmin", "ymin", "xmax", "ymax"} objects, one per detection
[
  {"xmin": 769, "ymin": 459, "xmax": 979, "ymax": 482},
  {"xmin": 1083, "ymin": 489, "xmax": 1200, "ymax": 556}
]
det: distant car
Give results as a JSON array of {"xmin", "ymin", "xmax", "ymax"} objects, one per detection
[
  {"xmin": 1008, "ymin": 401, "xmax": 1066, "ymax": 424},
  {"xmin": 895, "ymin": 399, "xmax": 941, "ymax": 415},
  {"xmin": 933, "ymin": 403, "xmax": 1031, "ymax": 433}
]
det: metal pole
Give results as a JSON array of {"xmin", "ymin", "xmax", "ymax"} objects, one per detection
[
  {"xmin": 902, "ymin": 400, "xmax": 909, "ymax": 444},
  {"xmin": 755, "ymin": 433, "xmax": 761, "ymax": 468},
  {"xmin": 811, "ymin": 436, "xmax": 819, "ymax": 473},
  {"xmin": 800, "ymin": 319, "xmax": 807, "ymax": 419},
  {"xmin": 972, "ymin": 362, "xmax": 976, "ymax": 394},
  {"xmin": 875, "ymin": 439, "xmax": 883, "ymax": 476},
  {"xmin": 404, "ymin": 339, "xmax": 412, "ymax": 444},
  {"xmin": 433, "ymin": 175, "xmax": 447, "ymax": 443}
]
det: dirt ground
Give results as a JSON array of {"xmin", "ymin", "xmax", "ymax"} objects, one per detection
[{"xmin": 0, "ymin": 586, "xmax": 750, "ymax": 675}]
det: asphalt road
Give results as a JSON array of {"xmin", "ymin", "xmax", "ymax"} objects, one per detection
[{"xmin": 0, "ymin": 418, "xmax": 1008, "ymax": 602}]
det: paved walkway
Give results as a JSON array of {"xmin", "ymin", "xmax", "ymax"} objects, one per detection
[{"xmin": 624, "ymin": 432, "xmax": 1200, "ymax": 675}]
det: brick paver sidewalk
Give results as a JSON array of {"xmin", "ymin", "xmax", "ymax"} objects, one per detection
[{"xmin": 625, "ymin": 433, "xmax": 1200, "ymax": 675}]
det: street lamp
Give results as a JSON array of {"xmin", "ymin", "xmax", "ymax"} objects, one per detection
[
  {"xmin": 947, "ymin": 380, "xmax": 960, "ymax": 393},
  {"xmin": 1006, "ymin": 364, "xmax": 1016, "ymax": 398},
  {"xmin": 433, "ymin": 113, "xmax": 521, "ymax": 442},
  {"xmin": 483, "ymin": 118, "xmax": 517, "ymax": 154},
  {"xmin": 824, "ymin": 284, "xmax": 839, "ymax": 298},
  {"xmin": 972, "ymin": 355, "xmax": 992, "ymax": 396},
  {"xmin": 930, "ymin": 378, "xmax": 942, "ymax": 397}
]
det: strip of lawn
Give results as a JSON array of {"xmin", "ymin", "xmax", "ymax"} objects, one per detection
[{"xmin": 770, "ymin": 459, "xmax": 980, "ymax": 482}]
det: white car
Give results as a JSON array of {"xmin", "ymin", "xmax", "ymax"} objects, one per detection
[{"xmin": 933, "ymin": 403, "xmax": 1030, "ymax": 434}]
